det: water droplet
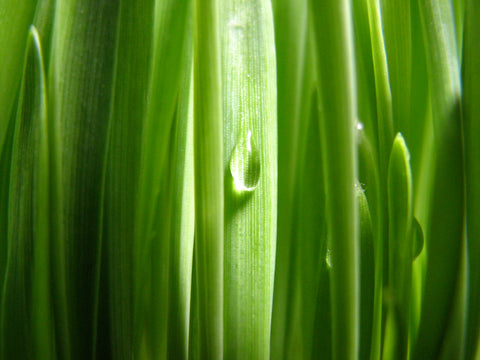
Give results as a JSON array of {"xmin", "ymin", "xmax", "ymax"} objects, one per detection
[
  {"xmin": 230, "ymin": 130, "xmax": 261, "ymax": 192},
  {"xmin": 356, "ymin": 121, "xmax": 364, "ymax": 130}
]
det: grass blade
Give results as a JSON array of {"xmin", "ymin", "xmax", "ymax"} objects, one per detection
[
  {"xmin": 0, "ymin": 0, "xmax": 37, "ymax": 150},
  {"xmin": 221, "ymin": 0, "xmax": 277, "ymax": 358},
  {"xmin": 1, "ymin": 25, "xmax": 54, "ymax": 360},
  {"xmin": 412, "ymin": 0, "xmax": 465, "ymax": 358},
  {"xmin": 192, "ymin": 0, "xmax": 224, "ymax": 357},
  {"xmin": 311, "ymin": 0, "xmax": 359, "ymax": 358},
  {"xmin": 49, "ymin": 1, "xmax": 120, "ymax": 358},
  {"xmin": 462, "ymin": 0, "xmax": 480, "ymax": 357},
  {"xmin": 101, "ymin": 1, "xmax": 154, "ymax": 359}
]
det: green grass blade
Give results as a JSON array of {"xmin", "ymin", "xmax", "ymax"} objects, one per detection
[
  {"xmin": 0, "ymin": 0, "xmax": 37, "ymax": 151},
  {"xmin": 270, "ymin": 0, "xmax": 308, "ymax": 355},
  {"xmin": 311, "ymin": 0, "xmax": 359, "ymax": 359},
  {"xmin": 380, "ymin": 0, "xmax": 412, "ymax": 139},
  {"xmin": 192, "ymin": 0, "xmax": 224, "ymax": 357},
  {"xmin": 1, "ymin": 25, "xmax": 54, "ymax": 360},
  {"xmin": 385, "ymin": 133, "xmax": 413, "ymax": 360},
  {"xmin": 132, "ymin": 2, "xmax": 191, "ymax": 355},
  {"xmin": 221, "ymin": 0, "xmax": 277, "ymax": 358},
  {"xmin": 462, "ymin": 0, "xmax": 480, "ymax": 357},
  {"xmin": 358, "ymin": 129, "xmax": 383, "ymax": 360},
  {"xmin": 366, "ymin": 0, "xmax": 394, "ymax": 177},
  {"xmin": 412, "ymin": 0, "xmax": 465, "ymax": 358},
  {"xmin": 49, "ymin": 1, "xmax": 120, "ymax": 358},
  {"xmin": 101, "ymin": 1, "xmax": 154, "ymax": 359},
  {"xmin": 167, "ymin": 62, "xmax": 195, "ymax": 360}
]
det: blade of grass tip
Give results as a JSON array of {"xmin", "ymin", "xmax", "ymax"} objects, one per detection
[
  {"xmin": 385, "ymin": 133, "xmax": 413, "ymax": 360},
  {"xmin": 380, "ymin": 0, "xmax": 412, "ymax": 140},
  {"xmin": 32, "ymin": 0, "xmax": 56, "ymax": 73},
  {"xmin": 193, "ymin": 0, "xmax": 224, "ymax": 357},
  {"xmin": 100, "ymin": 1, "xmax": 154, "ymax": 359},
  {"xmin": 357, "ymin": 183, "xmax": 375, "ymax": 360},
  {"xmin": 132, "ymin": 1, "xmax": 191, "ymax": 354},
  {"xmin": 0, "ymin": 0, "xmax": 37, "ymax": 151},
  {"xmin": 413, "ymin": 0, "xmax": 465, "ymax": 358},
  {"xmin": 1, "ymin": 25, "xmax": 54, "ymax": 360},
  {"xmin": 269, "ymin": 0, "xmax": 307, "ymax": 356},
  {"xmin": 221, "ymin": 0, "xmax": 277, "ymax": 358},
  {"xmin": 167, "ymin": 59, "xmax": 195, "ymax": 360},
  {"xmin": 49, "ymin": 1, "xmax": 121, "ymax": 358},
  {"xmin": 310, "ymin": 0, "xmax": 359, "ymax": 359},
  {"xmin": 462, "ymin": 0, "xmax": 480, "ymax": 358},
  {"xmin": 357, "ymin": 129, "xmax": 383, "ymax": 360}
]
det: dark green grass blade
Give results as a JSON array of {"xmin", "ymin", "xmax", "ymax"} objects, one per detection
[
  {"xmin": 101, "ymin": 1, "xmax": 154, "ymax": 359},
  {"xmin": 1, "ymin": 26, "xmax": 54, "ymax": 360},
  {"xmin": 412, "ymin": 0, "xmax": 465, "ymax": 358},
  {"xmin": 380, "ymin": 0, "xmax": 412, "ymax": 139},
  {"xmin": 0, "ymin": 0, "xmax": 38, "ymax": 151},
  {"xmin": 462, "ymin": 0, "xmax": 480, "ymax": 358},
  {"xmin": 49, "ymin": 1, "xmax": 120, "ymax": 358},
  {"xmin": 311, "ymin": 0, "xmax": 359, "ymax": 359}
]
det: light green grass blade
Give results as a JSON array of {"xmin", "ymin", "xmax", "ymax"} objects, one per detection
[
  {"xmin": 270, "ymin": 0, "xmax": 308, "ymax": 356},
  {"xmin": 462, "ymin": 0, "xmax": 480, "ymax": 357},
  {"xmin": 311, "ymin": 1, "xmax": 359, "ymax": 359},
  {"xmin": 0, "ymin": 0, "xmax": 37, "ymax": 151},
  {"xmin": 221, "ymin": 0, "xmax": 277, "ymax": 358},
  {"xmin": 192, "ymin": 0, "xmax": 224, "ymax": 357},
  {"xmin": 1, "ymin": 26, "xmax": 54, "ymax": 360},
  {"xmin": 385, "ymin": 133, "xmax": 413, "ymax": 360},
  {"xmin": 366, "ymin": 0, "xmax": 394, "ymax": 177},
  {"xmin": 167, "ymin": 61, "xmax": 195, "ymax": 360},
  {"xmin": 413, "ymin": 0, "xmax": 465, "ymax": 358},
  {"xmin": 49, "ymin": 1, "xmax": 120, "ymax": 358},
  {"xmin": 101, "ymin": 1, "xmax": 154, "ymax": 359}
]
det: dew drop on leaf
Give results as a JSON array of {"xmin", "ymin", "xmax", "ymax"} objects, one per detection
[{"xmin": 230, "ymin": 130, "xmax": 261, "ymax": 192}]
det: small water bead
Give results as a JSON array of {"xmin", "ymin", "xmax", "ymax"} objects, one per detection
[{"xmin": 230, "ymin": 130, "xmax": 261, "ymax": 192}]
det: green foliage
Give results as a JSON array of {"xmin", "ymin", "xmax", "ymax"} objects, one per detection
[{"xmin": 0, "ymin": 0, "xmax": 478, "ymax": 359}]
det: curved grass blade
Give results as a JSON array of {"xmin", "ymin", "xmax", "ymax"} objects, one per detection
[
  {"xmin": 0, "ymin": 26, "xmax": 54, "ymax": 360},
  {"xmin": 413, "ymin": 0, "xmax": 465, "ymax": 358},
  {"xmin": 192, "ymin": 0, "xmax": 224, "ymax": 357},
  {"xmin": 0, "ymin": 0, "xmax": 38, "ymax": 151},
  {"xmin": 311, "ymin": 0, "xmax": 359, "ymax": 358},
  {"xmin": 462, "ymin": 0, "xmax": 480, "ymax": 357}
]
